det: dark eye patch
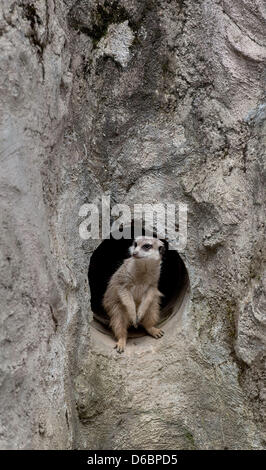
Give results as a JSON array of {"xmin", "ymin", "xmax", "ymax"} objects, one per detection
[{"xmin": 142, "ymin": 244, "xmax": 152, "ymax": 250}]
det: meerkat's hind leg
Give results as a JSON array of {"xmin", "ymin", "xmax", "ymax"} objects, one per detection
[
  {"xmin": 115, "ymin": 337, "xmax": 127, "ymax": 353},
  {"xmin": 141, "ymin": 299, "xmax": 164, "ymax": 339},
  {"xmin": 146, "ymin": 327, "xmax": 164, "ymax": 338},
  {"xmin": 109, "ymin": 306, "xmax": 129, "ymax": 353}
]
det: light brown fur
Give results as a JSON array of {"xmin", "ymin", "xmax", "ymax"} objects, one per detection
[{"xmin": 103, "ymin": 237, "xmax": 165, "ymax": 352}]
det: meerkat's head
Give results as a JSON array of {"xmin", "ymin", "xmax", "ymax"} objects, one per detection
[{"xmin": 129, "ymin": 236, "xmax": 165, "ymax": 261}]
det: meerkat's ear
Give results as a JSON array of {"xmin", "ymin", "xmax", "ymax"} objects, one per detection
[{"xmin": 158, "ymin": 241, "xmax": 166, "ymax": 257}]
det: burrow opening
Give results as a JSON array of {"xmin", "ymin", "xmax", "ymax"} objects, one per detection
[{"xmin": 88, "ymin": 224, "xmax": 189, "ymax": 338}]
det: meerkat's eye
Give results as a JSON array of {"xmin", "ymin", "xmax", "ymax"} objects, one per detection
[{"xmin": 142, "ymin": 244, "xmax": 152, "ymax": 250}]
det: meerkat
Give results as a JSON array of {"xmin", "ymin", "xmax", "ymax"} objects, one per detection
[{"xmin": 103, "ymin": 236, "xmax": 165, "ymax": 353}]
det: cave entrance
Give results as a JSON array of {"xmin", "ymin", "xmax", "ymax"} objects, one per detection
[{"xmin": 88, "ymin": 224, "xmax": 189, "ymax": 338}]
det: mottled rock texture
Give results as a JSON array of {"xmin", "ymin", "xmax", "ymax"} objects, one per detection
[{"xmin": 0, "ymin": 0, "xmax": 265, "ymax": 449}]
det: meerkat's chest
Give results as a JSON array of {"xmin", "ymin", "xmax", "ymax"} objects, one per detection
[
  {"xmin": 124, "ymin": 261, "xmax": 160, "ymax": 303},
  {"xmin": 130, "ymin": 284, "xmax": 148, "ymax": 305}
]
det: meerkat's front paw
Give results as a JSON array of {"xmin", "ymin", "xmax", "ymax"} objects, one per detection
[
  {"xmin": 146, "ymin": 327, "xmax": 164, "ymax": 339},
  {"xmin": 115, "ymin": 338, "xmax": 126, "ymax": 353}
]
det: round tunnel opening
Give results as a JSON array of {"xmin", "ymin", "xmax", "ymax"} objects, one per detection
[{"xmin": 88, "ymin": 227, "xmax": 189, "ymax": 338}]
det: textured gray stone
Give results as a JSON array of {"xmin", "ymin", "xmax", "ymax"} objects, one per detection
[{"xmin": 0, "ymin": 0, "xmax": 265, "ymax": 449}]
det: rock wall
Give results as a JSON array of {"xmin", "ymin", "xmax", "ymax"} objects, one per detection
[{"xmin": 0, "ymin": 0, "xmax": 265, "ymax": 449}]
